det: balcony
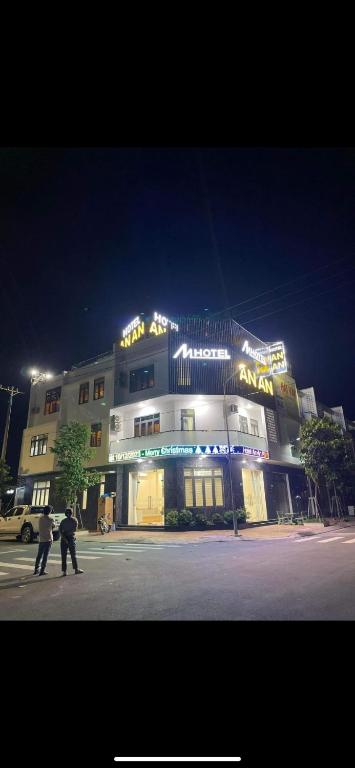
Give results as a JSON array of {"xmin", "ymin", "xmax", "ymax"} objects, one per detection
[{"xmin": 109, "ymin": 428, "xmax": 268, "ymax": 459}]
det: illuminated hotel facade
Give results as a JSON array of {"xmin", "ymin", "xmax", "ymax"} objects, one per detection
[{"xmin": 16, "ymin": 311, "xmax": 351, "ymax": 528}]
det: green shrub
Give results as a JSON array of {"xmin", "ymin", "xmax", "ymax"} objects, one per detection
[
  {"xmin": 194, "ymin": 513, "xmax": 208, "ymax": 528},
  {"xmin": 212, "ymin": 512, "xmax": 224, "ymax": 527},
  {"xmin": 165, "ymin": 510, "xmax": 179, "ymax": 527},
  {"xmin": 236, "ymin": 507, "xmax": 247, "ymax": 522},
  {"xmin": 178, "ymin": 509, "xmax": 193, "ymax": 527},
  {"xmin": 224, "ymin": 510, "xmax": 234, "ymax": 527}
]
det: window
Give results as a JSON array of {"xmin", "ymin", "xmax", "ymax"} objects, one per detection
[
  {"xmin": 90, "ymin": 423, "xmax": 102, "ymax": 447},
  {"xmin": 4, "ymin": 508, "xmax": 15, "ymax": 518},
  {"xmin": 44, "ymin": 387, "xmax": 61, "ymax": 415},
  {"xmin": 94, "ymin": 378, "xmax": 105, "ymax": 400},
  {"xmin": 79, "ymin": 381, "xmax": 89, "ymax": 404},
  {"xmin": 239, "ymin": 415, "xmax": 248, "ymax": 434},
  {"xmin": 32, "ymin": 481, "xmax": 50, "ymax": 506},
  {"xmin": 129, "ymin": 365, "xmax": 154, "ymax": 393},
  {"xmin": 14, "ymin": 507, "xmax": 25, "ymax": 516},
  {"xmin": 30, "ymin": 434, "xmax": 48, "ymax": 456},
  {"xmin": 181, "ymin": 409, "xmax": 195, "ymax": 430},
  {"xmin": 134, "ymin": 413, "xmax": 160, "ymax": 437},
  {"xmin": 184, "ymin": 467, "xmax": 224, "ymax": 508},
  {"xmin": 30, "ymin": 507, "xmax": 45, "ymax": 515},
  {"xmin": 82, "ymin": 489, "xmax": 87, "ymax": 511},
  {"xmin": 250, "ymin": 418, "xmax": 259, "ymax": 437}
]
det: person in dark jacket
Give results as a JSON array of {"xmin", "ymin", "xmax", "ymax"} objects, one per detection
[{"xmin": 59, "ymin": 508, "xmax": 84, "ymax": 576}]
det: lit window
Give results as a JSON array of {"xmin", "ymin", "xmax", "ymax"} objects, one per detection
[
  {"xmin": 181, "ymin": 409, "xmax": 195, "ymax": 431},
  {"xmin": 44, "ymin": 387, "xmax": 61, "ymax": 415},
  {"xmin": 94, "ymin": 378, "xmax": 105, "ymax": 400},
  {"xmin": 250, "ymin": 418, "xmax": 259, "ymax": 436},
  {"xmin": 79, "ymin": 382, "xmax": 89, "ymax": 404},
  {"xmin": 30, "ymin": 434, "xmax": 48, "ymax": 456},
  {"xmin": 134, "ymin": 413, "xmax": 160, "ymax": 437},
  {"xmin": 90, "ymin": 423, "xmax": 102, "ymax": 447},
  {"xmin": 239, "ymin": 415, "xmax": 248, "ymax": 434},
  {"xmin": 183, "ymin": 467, "xmax": 224, "ymax": 508},
  {"xmin": 32, "ymin": 480, "xmax": 50, "ymax": 506}
]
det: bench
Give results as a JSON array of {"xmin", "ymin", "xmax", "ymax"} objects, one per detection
[{"xmin": 277, "ymin": 512, "xmax": 305, "ymax": 525}]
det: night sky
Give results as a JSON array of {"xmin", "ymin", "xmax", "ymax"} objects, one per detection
[{"xmin": 1, "ymin": 147, "xmax": 354, "ymax": 474}]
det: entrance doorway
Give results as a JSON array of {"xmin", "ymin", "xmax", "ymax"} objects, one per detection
[
  {"xmin": 270, "ymin": 472, "xmax": 291, "ymax": 517},
  {"xmin": 128, "ymin": 468, "xmax": 164, "ymax": 525},
  {"xmin": 242, "ymin": 467, "xmax": 267, "ymax": 522}
]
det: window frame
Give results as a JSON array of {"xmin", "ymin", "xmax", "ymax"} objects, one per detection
[
  {"xmin": 79, "ymin": 381, "xmax": 90, "ymax": 404},
  {"xmin": 30, "ymin": 434, "xmax": 48, "ymax": 456},
  {"xmin": 184, "ymin": 467, "xmax": 224, "ymax": 508},
  {"xmin": 44, "ymin": 387, "xmax": 61, "ymax": 416},
  {"xmin": 134, "ymin": 413, "xmax": 160, "ymax": 438},
  {"xmin": 93, "ymin": 378, "xmax": 105, "ymax": 401},
  {"xmin": 129, "ymin": 365, "xmax": 155, "ymax": 393},
  {"xmin": 181, "ymin": 409, "xmax": 195, "ymax": 431},
  {"xmin": 90, "ymin": 422, "xmax": 102, "ymax": 447},
  {"xmin": 32, "ymin": 481, "xmax": 50, "ymax": 506},
  {"xmin": 250, "ymin": 418, "xmax": 259, "ymax": 437},
  {"xmin": 239, "ymin": 415, "xmax": 249, "ymax": 434}
]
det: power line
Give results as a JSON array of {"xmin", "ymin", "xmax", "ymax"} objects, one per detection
[
  {"xmin": 211, "ymin": 253, "xmax": 352, "ymax": 318},
  {"xmin": 240, "ymin": 274, "xmax": 355, "ymax": 326},
  {"xmin": 237, "ymin": 262, "xmax": 355, "ymax": 319}
]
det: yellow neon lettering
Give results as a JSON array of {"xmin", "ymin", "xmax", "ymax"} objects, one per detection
[
  {"xmin": 150, "ymin": 321, "xmax": 158, "ymax": 335},
  {"xmin": 247, "ymin": 370, "xmax": 257, "ymax": 388},
  {"xmin": 240, "ymin": 367, "xmax": 248, "ymax": 384}
]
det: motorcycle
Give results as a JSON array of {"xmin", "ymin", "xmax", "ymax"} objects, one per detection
[{"xmin": 98, "ymin": 515, "xmax": 111, "ymax": 535}]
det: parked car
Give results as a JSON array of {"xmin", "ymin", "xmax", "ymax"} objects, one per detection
[{"xmin": 0, "ymin": 505, "xmax": 66, "ymax": 544}]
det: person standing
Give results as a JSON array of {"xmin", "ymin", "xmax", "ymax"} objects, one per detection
[
  {"xmin": 34, "ymin": 505, "xmax": 55, "ymax": 576},
  {"xmin": 59, "ymin": 508, "xmax": 84, "ymax": 576}
]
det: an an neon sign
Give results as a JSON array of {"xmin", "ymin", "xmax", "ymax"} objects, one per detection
[
  {"xmin": 239, "ymin": 365, "xmax": 274, "ymax": 396},
  {"xmin": 120, "ymin": 311, "xmax": 178, "ymax": 348},
  {"xmin": 242, "ymin": 338, "xmax": 287, "ymax": 376},
  {"xmin": 173, "ymin": 344, "xmax": 231, "ymax": 360},
  {"xmin": 109, "ymin": 444, "xmax": 269, "ymax": 462}
]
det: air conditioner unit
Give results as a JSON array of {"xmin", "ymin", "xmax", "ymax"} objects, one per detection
[{"xmin": 230, "ymin": 404, "xmax": 239, "ymax": 413}]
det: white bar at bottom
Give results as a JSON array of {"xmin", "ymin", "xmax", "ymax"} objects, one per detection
[{"xmin": 114, "ymin": 759, "xmax": 242, "ymax": 763}]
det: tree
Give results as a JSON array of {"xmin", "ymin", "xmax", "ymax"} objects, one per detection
[
  {"xmin": 51, "ymin": 422, "xmax": 101, "ymax": 517},
  {"xmin": 299, "ymin": 417, "xmax": 355, "ymax": 515},
  {"xmin": 0, "ymin": 458, "xmax": 12, "ymax": 513}
]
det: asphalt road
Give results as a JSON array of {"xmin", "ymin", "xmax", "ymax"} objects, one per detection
[{"xmin": 1, "ymin": 530, "xmax": 355, "ymax": 619}]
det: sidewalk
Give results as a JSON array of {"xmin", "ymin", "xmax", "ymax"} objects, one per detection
[{"xmin": 76, "ymin": 519, "xmax": 355, "ymax": 544}]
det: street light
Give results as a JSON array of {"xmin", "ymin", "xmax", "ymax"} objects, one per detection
[
  {"xmin": 29, "ymin": 369, "xmax": 53, "ymax": 385},
  {"xmin": 223, "ymin": 370, "xmax": 239, "ymax": 536}
]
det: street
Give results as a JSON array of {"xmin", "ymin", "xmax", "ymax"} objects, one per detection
[{"xmin": 1, "ymin": 528, "xmax": 355, "ymax": 620}]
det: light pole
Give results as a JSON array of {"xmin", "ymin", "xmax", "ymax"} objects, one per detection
[
  {"xmin": 223, "ymin": 371, "xmax": 239, "ymax": 536},
  {"xmin": 0, "ymin": 384, "xmax": 23, "ymax": 462},
  {"xmin": 30, "ymin": 369, "xmax": 53, "ymax": 385}
]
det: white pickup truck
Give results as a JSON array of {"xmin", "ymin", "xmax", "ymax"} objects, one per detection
[{"xmin": 0, "ymin": 505, "xmax": 66, "ymax": 543}]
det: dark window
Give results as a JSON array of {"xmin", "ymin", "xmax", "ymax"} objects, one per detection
[
  {"xmin": 79, "ymin": 382, "xmax": 89, "ymax": 404},
  {"xmin": 90, "ymin": 423, "xmax": 102, "ymax": 447},
  {"xmin": 30, "ymin": 434, "xmax": 48, "ymax": 456},
  {"xmin": 4, "ymin": 508, "xmax": 15, "ymax": 517},
  {"xmin": 134, "ymin": 413, "xmax": 160, "ymax": 437},
  {"xmin": 44, "ymin": 387, "xmax": 61, "ymax": 415},
  {"xmin": 14, "ymin": 507, "xmax": 25, "ymax": 516},
  {"xmin": 181, "ymin": 409, "xmax": 195, "ymax": 430},
  {"xmin": 30, "ymin": 507, "xmax": 45, "ymax": 515},
  {"xmin": 129, "ymin": 365, "xmax": 154, "ymax": 393},
  {"xmin": 94, "ymin": 378, "xmax": 105, "ymax": 400}
]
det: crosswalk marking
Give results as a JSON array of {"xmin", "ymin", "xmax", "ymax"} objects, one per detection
[
  {"xmin": 0, "ymin": 571, "xmax": 9, "ymax": 576},
  {"xmin": 76, "ymin": 550, "xmax": 124, "ymax": 556},
  {"xmin": 89, "ymin": 547, "xmax": 145, "ymax": 553},
  {"xmin": 294, "ymin": 536, "xmax": 323, "ymax": 542},
  {"xmin": 105, "ymin": 545, "xmax": 164, "ymax": 550},
  {"xmin": 0, "ymin": 561, "xmax": 33, "ymax": 571},
  {"xmin": 343, "ymin": 538, "xmax": 355, "ymax": 544},
  {"xmin": 48, "ymin": 554, "xmax": 100, "ymax": 561},
  {"xmin": 318, "ymin": 536, "xmax": 345, "ymax": 543}
]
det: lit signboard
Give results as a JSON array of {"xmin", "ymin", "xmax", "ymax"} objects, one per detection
[
  {"xmin": 109, "ymin": 444, "xmax": 269, "ymax": 462},
  {"xmin": 173, "ymin": 344, "xmax": 231, "ymax": 360},
  {"xmin": 242, "ymin": 338, "xmax": 287, "ymax": 376},
  {"xmin": 120, "ymin": 311, "xmax": 178, "ymax": 348},
  {"xmin": 238, "ymin": 365, "xmax": 274, "ymax": 396}
]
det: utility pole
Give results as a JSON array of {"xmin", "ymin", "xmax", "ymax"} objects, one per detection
[{"xmin": 0, "ymin": 385, "xmax": 23, "ymax": 462}]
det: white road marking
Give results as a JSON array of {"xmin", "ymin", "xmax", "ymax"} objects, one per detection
[
  {"xmin": 76, "ymin": 550, "xmax": 124, "ymax": 556},
  {"xmin": 114, "ymin": 759, "xmax": 241, "ymax": 763},
  {"xmin": 105, "ymin": 545, "xmax": 165, "ymax": 550},
  {"xmin": 0, "ymin": 549, "xmax": 27, "ymax": 554},
  {"xmin": 318, "ymin": 536, "xmax": 346, "ymax": 543},
  {"xmin": 49, "ymin": 554, "xmax": 100, "ymax": 560},
  {"xmin": 0, "ymin": 561, "xmax": 33, "ymax": 571},
  {"xmin": 343, "ymin": 538, "xmax": 355, "ymax": 544},
  {"xmin": 294, "ymin": 536, "xmax": 324, "ymax": 542},
  {"xmin": 89, "ymin": 547, "xmax": 145, "ymax": 553},
  {"xmin": 0, "ymin": 571, "xmax": 9, "ymax": 576}
]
